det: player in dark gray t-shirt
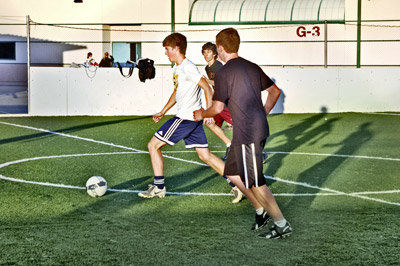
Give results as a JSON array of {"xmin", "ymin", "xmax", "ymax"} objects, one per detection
[
  {"xmin": 194, "ymin": 28, "xmax": 292, "ymax": 239},
  {"xmin": 213, "ymin": 56, "xmax": 274, "ymax": 145}
]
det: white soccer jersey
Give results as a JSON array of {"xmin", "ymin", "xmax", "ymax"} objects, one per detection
[{"xmin": 172, "ymin": 58, "xmax": 203, "ymax": 121}]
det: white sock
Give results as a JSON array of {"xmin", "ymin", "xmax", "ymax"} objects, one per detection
[
  {"xmin": 275, "ymin": 219, "xmax": 287, "ymax": 227},
  {"xmin": 256, "ymin": 208, "xmax": 264, "ymax": 215},
  {"xmin": 226, "ymin": 142, "xmax": 231, "ymax": 147}
]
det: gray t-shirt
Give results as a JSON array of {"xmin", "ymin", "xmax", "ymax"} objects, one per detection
[{"xmin": 213, "ymin": 57, "xmax": 274, "ymax": 145}]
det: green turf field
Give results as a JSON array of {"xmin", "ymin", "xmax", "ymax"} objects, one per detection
[{"xmin": 0, "ymin": 113, "xmax": 399, "ymax": 265}]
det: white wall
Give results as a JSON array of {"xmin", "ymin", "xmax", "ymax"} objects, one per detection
[
  {"xmin": 29, "ymin": 66, "xmax": 400, "ymax": 116},
  {"xmin": 1, "ymin": 0, "xmax": 400, "ymax": 67},
  {"xmin": 30, "ymin": 66, "xmax": 175, "ymax": 116}
]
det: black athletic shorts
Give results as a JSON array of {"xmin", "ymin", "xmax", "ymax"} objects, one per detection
[{"xmin": 224, "ymin": 139, "xmax": 266, "ymax": 189}]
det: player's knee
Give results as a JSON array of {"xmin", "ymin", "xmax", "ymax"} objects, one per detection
[
  {"xmin": 197, "ymin": 151, "xmax": 211, "ymax": 163},
  {"xmin": 147, "ymin": 139, "xmax": 157, "ymax": 152}
]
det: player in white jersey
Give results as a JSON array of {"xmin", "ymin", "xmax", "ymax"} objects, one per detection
[{"xmin": 139, "ymin": 33, "xmax": 243, "ymax": 204}]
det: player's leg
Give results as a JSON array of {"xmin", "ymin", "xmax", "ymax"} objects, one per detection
[
  {"xmin": 184, "ymin": 122, "xmax": 242, "ymax": 203},
  {"xmin": 139, "ymin": 136, "xmax": 167, "ymax": 198},
  {"xmin": 218, "ymin": 108, "xmax": 233, "ymax": 159},
  {"xmin": 208, "ymin": 113, "xmax": 232, "ymax": 160},
  {"xmin": 195, "ymin": 147, "xmax": 224, "ymax": 175},
  {"xmin": 238, "ymin": 140, "xmax": 292, "ymax": 238},
  {"xmin": 139, "ymin": 117, "xmax": 183, "ymax": 199},
  {"xmin": 224, "ymin": 145, "xmax": 270, "ymax": 230},
  {"xmin": 226, "ymin": 175, "xmax": 262, "ymax": 209},
  {"xmin": 195, "ymin": 147, "xmax": 244, "ymax": 204},
  {"xmin": 147, "ymin": 136, "xmax": 167, "ymax": 177},
  {"xmin": 205, "ymin": 122, "xmax": 231, "ymax": 146}
]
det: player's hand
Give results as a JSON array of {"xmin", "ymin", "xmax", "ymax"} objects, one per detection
[
  {"xmin": 152, "ymin": 112, "xmax": 164, "ymax": 123},
  {"xmin": 193, "ymin": 108, "xmax": 204, "ymax": 121},
  {"xmin": 203, "ymin": 76, "xmax": 214, "ymax": 86},
  {"xmin": 204, "ymin": 117, "xmax": 215, "ymax": 125}
]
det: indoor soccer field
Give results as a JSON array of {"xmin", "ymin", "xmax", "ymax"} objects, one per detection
[{"xmin": 0, "ymin": 113, "xmax": 399, "ymax": 265}]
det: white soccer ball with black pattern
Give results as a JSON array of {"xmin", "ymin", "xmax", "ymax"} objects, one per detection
[{"xmin": 86, "ymin": 176, "xmax": 107, "ymax": 197}]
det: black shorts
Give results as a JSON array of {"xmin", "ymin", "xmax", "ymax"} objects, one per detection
[{"xmin": 224, "ymin": 139, "xmax": 266, "ymax": 189}]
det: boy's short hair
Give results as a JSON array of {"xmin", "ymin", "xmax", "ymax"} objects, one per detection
[
  {"xmin": 201, "ymin": 42, "xmax": 218, "ymax": 58},
  {"xmin": 216, "ymin": 28, "xmax": 240, "ymax": 53},
  {"xmin": 162, "ymin": 33, "xmax": 187, "ymax": 55}
]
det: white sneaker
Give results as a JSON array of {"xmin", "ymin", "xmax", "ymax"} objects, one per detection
[
  {"xmin": 231, "ymin": 186, "xmax": 244, "ymax": 204},
  {"xmin": 138, "ymin": 184, "xmax": 166, "ymax": 198}
]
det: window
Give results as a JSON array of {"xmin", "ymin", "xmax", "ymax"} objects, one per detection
[
  {"xmin": 0, "ymin": 42, "xmax": 16, "ymax": 60},
  {"xmin": 189, "ymin": 0, "xmax": 345, "ymax": 24},
  {"xmin": 112, "ymin": 42, "xmax": 142, "ymax": 62}
]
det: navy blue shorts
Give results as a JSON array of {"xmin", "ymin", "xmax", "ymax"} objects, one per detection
[{"xmin": 154, "ymin": 117, "xmax": 208, "ymax": 149}]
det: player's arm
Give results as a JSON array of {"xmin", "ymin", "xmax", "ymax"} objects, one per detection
[
  {"xmin": 264, "ymin": 84, "xmax": 281, "ymax": 115},
  {"xmin": 153, "ymin": 90, "xmax": 176, "ymax": 123},
  {"xmin": 203, "ymin": 76, "xmax": 215, "ymax": 86},
  {"xmin": 197, "ymin": 77, "xmax": 215, "ymax": 124},
  {"xmin": 193, "ymin": 100, "xmax": 224, "ymax": 121},
  {"xmin": 198, "ymin": 77, "xmax": 213, "ymax": 109}
]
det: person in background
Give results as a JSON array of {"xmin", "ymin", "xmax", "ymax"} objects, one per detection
[
  {"xmin": 201, "ymin": 42, "xmax": 243, "ymax": 203},
  {"xmin": 201, "ymin": 42, "xmax": 233, "ymax": 161},
  {"xmin": 85, "ymin": 52, "xmax": 98, "ymax": 67},
  {"xmin": 99, "ymin": 52, "xmax": 114, "ymax": 67}
]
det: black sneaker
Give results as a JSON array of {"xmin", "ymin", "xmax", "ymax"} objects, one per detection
[
  {"xmin": 262, "ymin": 152, "xmax": 269, "ymax": 164},
  {"xmin": 251, "ymin": 211, "xmax": 271, "ymax": 231},
  {"xmin": 223, "ymin": 145, "xmax": 230, "ymax": 160},
  {"xmin": 258, "ymin": 222, "xmax": 292, "ymax": 239}
]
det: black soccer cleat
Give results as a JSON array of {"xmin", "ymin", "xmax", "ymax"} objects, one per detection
[
  {"xmin": 258, "ymin": 222, "xmax": 292, "ymax": 239},
  {"xmin": 251, "ymin": 211, "xmax": 271, "ymax": 231},
  {"xmin": 223, "ymin": 145, "xmax": 231, "ymax": 160},
  {"xmin": 262, "ymin": 152, "xmax": 269, "ymax": 164}
]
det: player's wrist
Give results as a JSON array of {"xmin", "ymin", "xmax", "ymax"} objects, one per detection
[{"xmin": 201, "ymin": 110, "xmax": 206, "ymax": 119}]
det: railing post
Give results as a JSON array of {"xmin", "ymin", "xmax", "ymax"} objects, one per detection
[
  {"xmin": 324, "ymin": 20, "xmax": 328, "ymax": 68},
  {"xmin": 26, "ymin": 15, "xmax": 31, "ymax": 113},
  {"xmin": 357, "ymin": 0, "xmax": 362, "ymax": 68}
]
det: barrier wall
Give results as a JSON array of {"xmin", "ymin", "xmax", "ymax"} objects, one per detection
[{"xmin": 30, "ymin": 66, "xmax": 400, "ymax": 116}]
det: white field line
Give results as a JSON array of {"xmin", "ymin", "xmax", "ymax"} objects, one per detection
[
  {"xmin": 0, "ymin": 152, "xmax": 399, "ymax": 202},
  {"xmin": 367, "ymin": 112, "xmax": 400, "ymax": 116},
  {"xmin": 0, "ymin": 121, "xmax": 207, "ymax": 167},
  {"xmin": 0, "ymin": 121, "xmax": 399, "ymax": 206},
  {"xmin": 265, "ymin": 176, "xmax": 400, "ymax": 206},
  {"xmin": 163, "ymin": 150, "xmax": 400, "ymax": 162}
]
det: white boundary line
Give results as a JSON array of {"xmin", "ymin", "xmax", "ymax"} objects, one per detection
[
  {"xmin": 0, "ymin": 121, "xmax": 207, "ymax": 166},
  {"xmin": 0, "ymin": 152, "xmax": 399, "ymax": 201},
  {"xmin": 367, "ymin": 112, "xmax": 400, "ymax": 116},
  {"xmin": 0, "ymin": 121, "xmax": 399, "ymax": 206},
  {"xmin": 265, "ymin": 176, "xmax": 400, "ymax": 206},
  {"xmin": 163, "ymin": 150, "xmax": 400, "ymax": 162}
]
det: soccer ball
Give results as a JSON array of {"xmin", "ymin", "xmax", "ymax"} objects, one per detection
[{"xmin": 86, "ymin": 176, "xmax": 107, "ymax": 197}]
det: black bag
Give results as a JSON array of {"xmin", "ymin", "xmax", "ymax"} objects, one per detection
[{"xmin": 137, "ymin": 58, "xmax": 156, "ymax": 82}]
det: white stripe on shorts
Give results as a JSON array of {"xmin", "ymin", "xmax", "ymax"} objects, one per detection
[
  {"xmin": 164, "ymin": 118, "xmax": 183, "ymax": 140},
  {"xmin": 251, "ymin": 143, "xmax": 258, "ymax": 187},
  {"xmin": 154, "ymin": 132, "xmax": 175, "ymax": 145},
  {"xmin": 185, "ymin": 143, "xmax": 208, "ymax": 149},
  {"xmin": 241, "ymin": 144, "xmax": 249, "ymax": 188}
]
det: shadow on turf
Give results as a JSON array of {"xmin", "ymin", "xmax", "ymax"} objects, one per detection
[
  {"xmin": 285, "ymin": 122, "xmax": 373, "ymax": 211},
  {"xmin": 268, "ymin": 116, "xmax": 373, "ymax": 210},
  {"xmin": 0, "ymin": 116, "xmax": 152, "ymax": 145},
  {"xmin": 59, "ymin": 166, "xmax": 226, "ymax": 222},
  {"xmin": 265, "ymin": 113, "xmax": 339, "ymax": 186},
  {"xmin": 107, "ymin": 165, "xmax": 220, "ymax": 195}
]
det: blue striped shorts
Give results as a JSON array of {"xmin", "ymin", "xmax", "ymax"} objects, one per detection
[{"xmin": 154, "ymin": 116, "xmax": 208, "ymax": 149}]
